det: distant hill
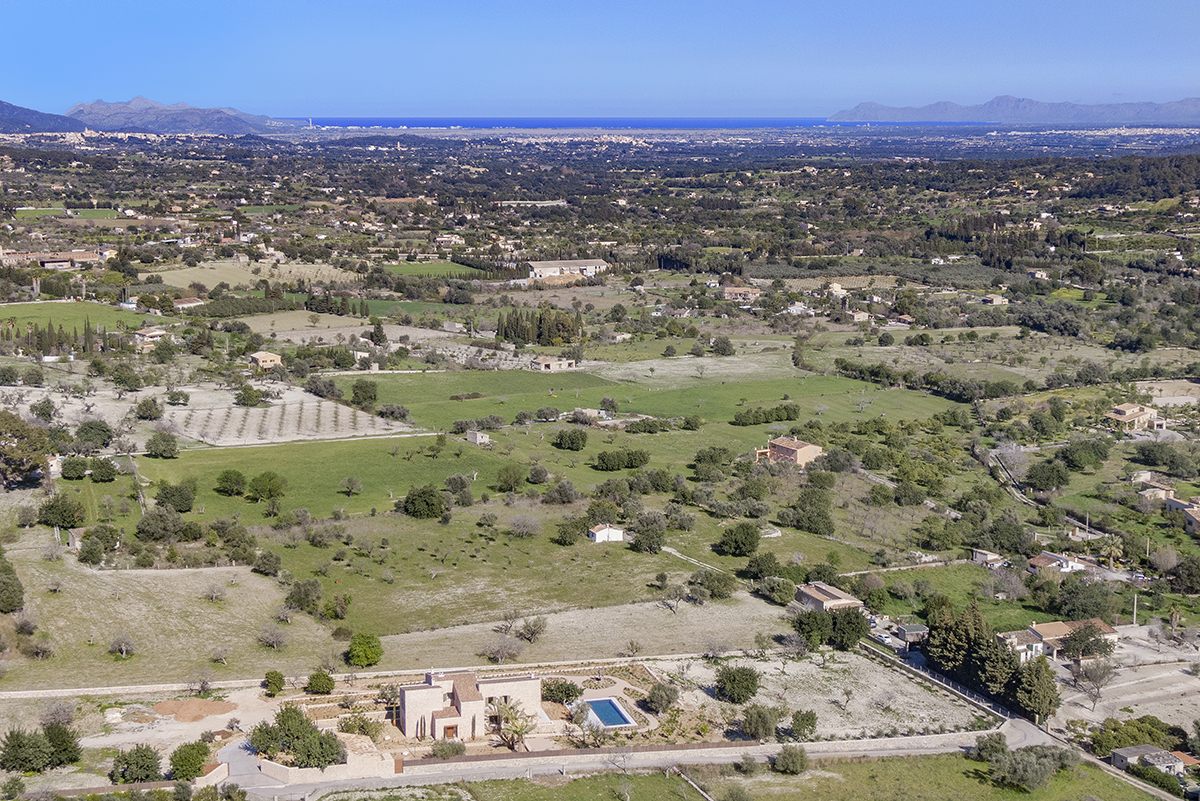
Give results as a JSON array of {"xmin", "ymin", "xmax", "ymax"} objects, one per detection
[
  {"xmin": 829, "ymin": 95, "xmax": 1200, "ymax": 125},
  {"xmin": 0, "ymin": 100, "xmax": 87, "ymax": 134},
  {"xmin": 65, "ymin": 96, "xmax": 301, "ymax": 135}
]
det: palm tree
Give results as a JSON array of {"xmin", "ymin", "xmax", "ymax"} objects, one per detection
[
  {"xmin": 1169, "ymin": 603, "xmax": 1183, "ymax": 634},
  {"xmin": 1098, "ymin": 535, "xmax": 1123, "ymax": 570},
  {"xmin": 488, "ymin": 698, "xmax": 536, "ymax": 751}
]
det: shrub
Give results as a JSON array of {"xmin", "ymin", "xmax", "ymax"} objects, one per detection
[
  {"xmin": 135, "ymin": 398, "xmax": 163, "ymax": 420},
  {"xmin": 430, "ymin": 739, "xmax": 466, "ymax": 758},
  {"xmin": 110, "ymin": 744, "xmax": 163, "ymax": 783},
  {"xmin": 774, "ymin": 744, "xmax": 807, "ymax": 774},
  {"xmin": 719, "ymin": 522, "xmax": 760, "ymax": 556},
  {"xmin": 305, "ymin": 670, "xmax": 335, "ymax": 694},
  {"xmin": 89, "ymin": 458, "xmax": 118, "ymax": 482},
  {"xmin": 169, "ymin": 741, "xmax": 210, "ymax": 781},
  {"xmin": 61, "ymin": 457, "xmax": 88, "ymax": 480},
  {"xmin": 715, "ymin": 665, "xmax": 759, "ymax": 704},
  {"xmin": 0, "ymin": 729, "xmax": 51, "ymax": 773},
  {"xmin": 741, "ymin": 705, "xmax": 781, "ymax": 741},
  {"xmin": 553, "ymin": 429, "xmax": 588, "ymax": 451},
  {"xmin": 401, "ymin": 484, "xmax": 446, "ymax": 519},
  {"xmin": 37, "ymin": 494, "xmax": 84, "ymax": 528},
  {"xmin": 790, "ymin": 710, "xmax": 817, "ymax": 741},
  {"xmin": 346, "ymin": 632, "xmax": 383, "ymax": 667},
  {"xmin": 145, "ymin": 432, "xmax": 179, "ymax": 458},
  {"xmin": 646, "ymin": 683, "xmax": 679, "ymax": 714},
  {"xmin": 541, "ymin": 678, "xmax": 583, "ymax": 704},
  {"xmin": 264, "ymin": 670, "xmax": 285, "ymax": 697}
]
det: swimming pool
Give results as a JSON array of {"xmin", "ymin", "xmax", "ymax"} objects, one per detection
[{"xmin": 586, "ymin": 697, "xmax": 635, "ymax": 728}]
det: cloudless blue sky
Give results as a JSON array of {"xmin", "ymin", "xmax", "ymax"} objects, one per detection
[{"xmin": 7, "ymin": 0, "xmax": 1199, "ymax": 117}]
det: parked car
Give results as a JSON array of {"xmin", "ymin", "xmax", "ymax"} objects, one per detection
[{"xmin": 875, "ymin": 633, "xmax": 892, "ymax": 645}]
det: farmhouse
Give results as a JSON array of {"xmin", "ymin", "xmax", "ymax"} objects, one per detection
[
  {"xmin": 1028, "ymin": 269, "xmax": 1049, "ymax": 280},
  {"xmin": 755, "ymin": 437, "xmax": 823, "ymax": 468},
  {"xmin": 530, "ymin": 356, "xmax": 576, "ymax": 372},
  {"xmin": 526, "ymin": 258, "xmax": 609, "ymax": 281},
  {"xmin": 466, "ymin": 430, "xmax": 490, "ymax": 446},
  {"xmin": 996, "ymin": 629, "xmax": 1045, "ymax": 663},
  {"xmin": 249, "ymin": 351, "xmax": 282, "ymax": 371},
  {"xmin": 971, "ymin": 548, "xmax": 1005, "ymax": 568},
  {"xmin": 981, "ymin": 294, "xmax": 1009, "ymax": 305},
  {"xmin": 849, "ymin": 310, "xmax": 871, "ymax": 323},
  {"xmin": 721, "ymin": 285, "xmax": 761, "ymax": 303},
  {"xmin": 1111, "ymin": 744, "xmax": 1174, "ymax": 772},
  {"xmin": 1026, "ymin": 551, "xmax": 1086, "ymax": 574},
  {"xmin": 134, "ymin": 327, "xmax": 167, "ymax": 354},
  {"xmin": 795, "ymin": 582, "xmax": 863, "ymax": 613},
  {"xmin": 587, "ymin": 523, "xmax": 624, "ymax": 543},
  {"xmin": 394, "ymin": 671, "xmax": 541, "ymax": 741},
  {"xmin": 1105, "ymin": 403, "xmax": 1165, "ymax": 431},
  {"xmin": 1003, "ymin": 618, "xmax": 1118, "ymax": 660}
]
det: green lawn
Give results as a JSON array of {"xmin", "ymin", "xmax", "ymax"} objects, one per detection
[
  {"xmin": 14, "ymin": 208, "xmax": 65, "ymax": 218},
  {"xmin": 0, "ymin": 300, "xmax": 149, "ymax": 331},
  {"xmin": 462, "ymin": 754, "xmax": 1152, "ymax": 801}
]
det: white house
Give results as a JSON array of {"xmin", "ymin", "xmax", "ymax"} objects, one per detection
[
  {"xmin": 588, "ymin": 523, "xmax": 624, "ymax": 543},
  {"xmin": 466, "ymin": 430, "xmax": 491, "ymax": 446}
]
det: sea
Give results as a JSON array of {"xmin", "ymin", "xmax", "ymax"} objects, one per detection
[{"xmin": 279, "ymin": 117, "xmax": 982, "ymax": 130}]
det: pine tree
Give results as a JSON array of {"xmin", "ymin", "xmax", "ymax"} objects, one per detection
[{"xmin": 1015, "ymin": 656, "xmax": 1061, "ymax": 725}]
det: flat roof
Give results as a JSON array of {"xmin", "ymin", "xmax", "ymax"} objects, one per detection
[{"xmin": 799, "ymin": 581, "xmax": 860, "ymax": 604}]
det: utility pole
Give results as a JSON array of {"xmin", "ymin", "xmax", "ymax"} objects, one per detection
[{"xmin": 1133, "ymin": 593, "xmax": 1138, "ymax": 627}]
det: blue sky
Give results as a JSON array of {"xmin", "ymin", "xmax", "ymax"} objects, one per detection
[{"xmin": 7, "ymin": 0, "xmax": 1199, "ymax": 117}]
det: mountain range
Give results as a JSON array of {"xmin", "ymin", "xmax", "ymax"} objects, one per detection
[
  {"xmin": 64, "ymin": 97, "xmax": 301, "ymax": 135},
  {"xmin": 0, "ymin": 100, "xmax": 86, "ymax": 134},
  {"xmin": 828, "ymin": 95, "xmax": 1200, "ymax": 125}
]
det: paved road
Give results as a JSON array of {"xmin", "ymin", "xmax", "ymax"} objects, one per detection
[{"xmin": 231, "ymin": 723, "xmax": 1056, "ymax": 801}]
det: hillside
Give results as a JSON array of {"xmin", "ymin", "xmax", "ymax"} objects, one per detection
[
  {"xmin": 65, "ymin": 96, "xmax": 301, "ymax": 135},
  {"xmin": 0, "ymin": 100, "xmax": 87, "ymax": 133}
]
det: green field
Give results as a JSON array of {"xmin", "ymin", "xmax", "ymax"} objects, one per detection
[
  {"xmin": 461, "ymin": 754, "xmax": 1152, "ymax": 801},
  {"xmin": 0, "ymin": 300, "xmax": 149, "ymax": 331},
  {"xmin": 14, "ymin": 208, "xmax": 65, "ymax": 218}
]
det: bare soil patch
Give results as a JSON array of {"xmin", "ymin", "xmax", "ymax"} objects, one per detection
[{"xmin": 152, "ymin": 697, "xmax": 238, "ymax": 722}]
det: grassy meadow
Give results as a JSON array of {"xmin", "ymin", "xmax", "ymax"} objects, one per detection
[
  {"xmin": 462, "ymin": 755, "xmax": 1152, "ymax": 801},
  {"xmin": 0, "ymin": 300, "xmax": 148, "ymax": 331}
]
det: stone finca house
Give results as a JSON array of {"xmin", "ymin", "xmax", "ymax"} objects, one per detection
[
  {"xmin": 1026, "ymin": 551, "xmax": 1086, "ymax": 574},
  {"xmin": 529, "ymin": 356, "xmax": 576, "ymax": 372},
  {"xmin": 466, "ymin": 430, "xmax": 491, "ymax": 446},
  {"xmin": 588, "ymin": 523, "xmax": 624, "ymax": 543},
  {"xmin": 1111, "ymin": 744, "xmax": 1185, "ymax": 774},
  {"xmin": 525, "ymin": 258, "xmax": 609, "ymax": 283},
  {"xmin": 249, "ymin": 351, "xmax": 282, "ymax": 370},
  {"xmin": 1105, "ymin": 403, "xmax": 1166, "ymax": 432},
  {"xmin": 755, "ymin": 437, "xmax": 823, "ymax": 468},
  {"xmin": 795, "ymin": 582, "xmax": 863, "ymax": 613},
  {"xmin": 998, "ymin": 618, "xmax": 1117, "ymax": 662},
  {"xmin": 395, "ymin": 671, "xmax": 541, "ymax": 741}
]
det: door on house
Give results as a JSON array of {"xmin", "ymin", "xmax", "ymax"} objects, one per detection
[{"xmin": 443, "ymin": 725, "xmax": 458, "ymax": 740}]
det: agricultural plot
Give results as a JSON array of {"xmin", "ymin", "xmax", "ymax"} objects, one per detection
[
  {"xmin": 663, "ymin": 653, "xmax": 982, "ymax": 739},
  {"xmin": 1, "ymin": 534, "xmax": 332, "ymax": 690},
  {"xmin": 164, "ymin": 385, "xmax": 413, "ymax": 447},
  {"xmin": 141, "ymin": 259, "xmax": 360, "ymax": 289},
  {"xmin": 0, "ymin": 299, "xmax": 148, "ymax": 331}
]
